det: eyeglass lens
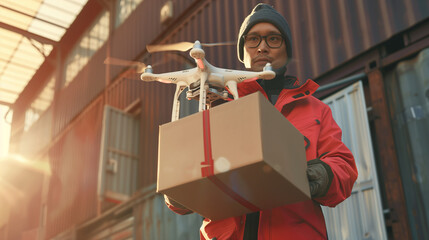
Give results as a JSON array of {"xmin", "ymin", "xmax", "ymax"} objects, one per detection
[{"xmin": 244, "ymin": 34, "xmax": 283, "ymax": 48}]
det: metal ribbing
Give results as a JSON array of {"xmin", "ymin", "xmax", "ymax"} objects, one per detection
[
  {"xmin": 42, "ymin": 0, "xmax": 429, "ymax": 238},
  {"xmin": 46, "ymin": 98, "xmax": 104, "ymax": 239}
]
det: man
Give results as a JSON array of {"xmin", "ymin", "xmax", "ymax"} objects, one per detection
[{"xmin": 165, "ymin": 3, "xmax": 358, "ymax": 240}]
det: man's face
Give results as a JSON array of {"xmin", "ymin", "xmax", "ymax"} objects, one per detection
[{"xmin": 243, "ymin": 22, "xmax": 288, "ymax": 71}]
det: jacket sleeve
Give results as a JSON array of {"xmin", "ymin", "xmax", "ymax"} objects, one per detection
[
  {"xmin": 313, "ymin": 106, "xmax": 358, "ymax": 207},
  {"xmin": 164, "ymin": 194, "xmax": 194, "ymax": 215}
]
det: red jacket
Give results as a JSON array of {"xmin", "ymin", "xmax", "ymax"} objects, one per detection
[{"xmin": 166, "ymin": 79, "xmax": 358, "ymax": 240}]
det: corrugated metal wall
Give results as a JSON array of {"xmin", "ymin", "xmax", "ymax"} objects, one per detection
[
  {"xmin": 46, "ymin": 98, "xmax": 104, "ymax": 239},
  {"xmin": 132, "ymin": 0, "xmax": 429, "ymax": 83},
  {"xmin": 9, "ymin": 0, "xmax": 428, "ymax": 239},
  {"xmin": 18, "ymin": 105, "xmax": 52, "ymax": 158},
  {"xmin": 109, "ymin": 0, "xmax": 199, "ymax": 79},
  {"xmin": 53, "ymin": 45, "xmax": 107, "ymax": 138}
]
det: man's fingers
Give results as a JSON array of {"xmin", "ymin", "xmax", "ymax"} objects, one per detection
[{"xmin": 306, "ymin": 168, "xmax": 319, "ymax": 180}]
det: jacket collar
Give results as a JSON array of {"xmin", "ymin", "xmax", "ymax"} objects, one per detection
[{"xmin": 237, "ymin": 79, "xmax": 319, "ymax": 111}]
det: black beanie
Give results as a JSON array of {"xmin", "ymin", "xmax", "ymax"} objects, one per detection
[{"xmin": 237, "ymin": 3, "xmax": 292, "ymax": 63}]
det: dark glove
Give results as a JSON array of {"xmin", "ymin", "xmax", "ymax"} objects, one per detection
[{"xmin": 306, "ymin": 159, "xmax": 334, "ymax": 198}]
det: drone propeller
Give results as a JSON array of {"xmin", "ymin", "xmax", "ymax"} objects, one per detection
[
  {"xmin": 147, "ymin": 42, "xmax": 194, "ymax": 53},
  {"xmin": 104, "ymin": 57, "xmax": 148, "ymax": 73},
  {"xmin": 147, "ymin": 41, "xmax": 235, "ymax": 53}
]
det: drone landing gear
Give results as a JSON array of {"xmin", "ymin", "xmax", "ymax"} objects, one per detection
[
  {"xmin": 170, "ymin": 82, "xmax": 230, "ymax": 122},
  {"xmin": 171, "ymin": 83, "xmax": 187, "ymax": 122},
  {"xmin": 187, "ymin": 86, "xmax": 229, "ymax": 106},
  {"xmin": 187, "ymin": 80, "xmax": 230, "ymax": 104}
]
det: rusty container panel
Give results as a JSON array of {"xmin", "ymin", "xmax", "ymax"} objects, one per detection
[
  {"xmin": 17, "ymin": 105, "xmax": 53, "ymax": 158},
  {"xmin": 138, "ymin": 82, "xmax": 174, "ymax": 188},
  {"xmin": 109, "ymin": 0, "xmax": 198, "ymax": 79},
  {"xmin": 53, "ymin": 45, "xmax": 107, "ymax": 138},
  {"xmin": 145, "ymin": 0, "xmax": 429, "ymax": 82},
  {"xmin": 46, "ymin": 98, "xmax": 104, "ymax": 239},
  {"xmin": 2, "ymin": 186, "xmax": 42, "ymax": 240}
]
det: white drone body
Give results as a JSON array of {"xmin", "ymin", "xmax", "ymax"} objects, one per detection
[{"xmin": 140, "ymin": 40, "xmax": 275, "ymax": 121}]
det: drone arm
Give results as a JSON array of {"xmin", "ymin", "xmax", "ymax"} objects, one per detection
[
  {"xmin": 220, "ymin": 69, "xmax": 275, "ymax": 83},
  {"xmin": 141, "ymin": 68, "xmax": 198, "ymax": 85}
]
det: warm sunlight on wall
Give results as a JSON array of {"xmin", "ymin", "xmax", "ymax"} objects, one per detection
[
  {"xmin": 0, "ymin": 105, "xmax": 11, "ymax": 158},
  {"xmin": 0, "ymin": 105, "xmax": 11, "ymax": 227}
]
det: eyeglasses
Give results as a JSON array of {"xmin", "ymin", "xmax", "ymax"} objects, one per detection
[{"xmin": 243, "ymin": 34, "xmax": 284, "ymax": 48}]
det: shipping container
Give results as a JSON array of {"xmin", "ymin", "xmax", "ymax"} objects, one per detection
[{"xmin": 3, "ymin": 0, "xmax": 429, "ymax": 239}]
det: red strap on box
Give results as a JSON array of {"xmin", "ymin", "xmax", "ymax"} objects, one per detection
[
  {"xmin": 201, "ymin": 110, "xmax": 261, "ymax": 212},
  {"xmin": 201, "ymin": 110, "xmax": 214, "ymax": 176}
]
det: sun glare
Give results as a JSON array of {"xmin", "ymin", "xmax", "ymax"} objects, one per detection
[
  {"xmin": 0, "ymin": 106, "xmax": 11, "ymax": 159},
  {"xmin": 0, "ymin": 153, "xmax": 52, "ymax": 224},
  {"xmin": 0, "ymin": 154, "xmax": 52, "ymax": 176}
]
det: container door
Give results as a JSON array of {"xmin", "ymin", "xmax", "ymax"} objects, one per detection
[
  {"xmin": 98, "ymin": 105, "xmax": 140, "ymax": 204},
  {"xmin": 385, "ymin": 48, "xmax": 429, "ymax": 239},
  {"xmin": 322, "ymin": 81, "xmax": 387, "ymax": 240}
]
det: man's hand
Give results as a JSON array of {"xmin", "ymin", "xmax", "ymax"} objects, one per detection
[{"xmin": 306, "ymin": 159, "xmax": 334, "ymax": 198}]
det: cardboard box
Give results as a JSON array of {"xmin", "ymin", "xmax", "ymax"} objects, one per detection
[{"xmin": 157, "ymin": 92, "xmax": 310, "ymax": 220}]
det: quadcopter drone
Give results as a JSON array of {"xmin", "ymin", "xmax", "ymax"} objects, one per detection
[{"xmin": 105, "ymin": 40, "xmax": 276, "ymax": 121}]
